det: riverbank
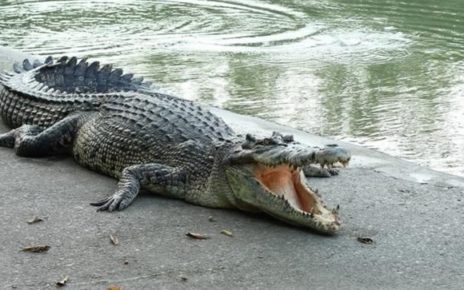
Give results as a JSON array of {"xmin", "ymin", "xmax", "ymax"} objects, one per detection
[{"xmin": 0, "ymin": 46, "xmax": 463, "ymax": 289}]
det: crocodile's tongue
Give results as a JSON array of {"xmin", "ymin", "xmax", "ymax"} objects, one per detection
[{"xmin": 254, "ymin": 164, "xmax": 321, "ymax": 215}]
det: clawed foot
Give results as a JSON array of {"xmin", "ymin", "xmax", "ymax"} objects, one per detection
[
  {"xmin": 315, "ymin": 145, "xmax": 351, "ymax": 169},
  {"xmin": 0, "ymin": 130, "xmax": 15, "ymax": 148},
  {"xmin": 326, "ymin": 168, "xmax": 339, "ymax": 176},
  {"xmin": 0, "ymin": 125, "xmax": 44, "ymax": 149},
  {"xmin": 90, "ymin": 191, "xmax": 136, "ymax": 212},
  {"xmin": 303, "ymin": 165, "xmax": 339, "ymax": 178}
]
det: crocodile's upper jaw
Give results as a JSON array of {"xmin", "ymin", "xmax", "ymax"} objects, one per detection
[{"xmin": 225, "ymin": 163, "xmax": 340, "ymax": 234}]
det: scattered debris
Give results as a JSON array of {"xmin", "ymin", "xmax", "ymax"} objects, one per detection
[
  {"xmin": 56, "ymin": 276, "xmax": 68, "ymax": 287},
  {"xmin": 27, "ymin": 216, "xmax": 44, "ymax": 224},
  {"xmin": 110, "ymin": 234, "xmax": 119, "ymax": 246},
  {"xmin": 186, "ymin": 232, "xmax": 209, "ymax": 240},
  {"xmin": 220, "ymin": 229, "xmax": 233, "ymax": 237},
  {"xmin": 21, "ymin": 245, "xmax": 50, "ymax": 253},
  {"xmin": 208, "ymin": 216, "xmax": 216, "ymax": 222},
  {"xmin": 357, "ymin": 237, "xmax": 374, "ymax": 244}
]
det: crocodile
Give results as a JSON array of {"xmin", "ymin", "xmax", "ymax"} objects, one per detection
[{"xmin": 0, "ymin": 56, "xmax": 346, "ymax": 234}]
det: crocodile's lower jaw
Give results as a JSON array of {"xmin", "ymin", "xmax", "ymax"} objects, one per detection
[{"xmin": 254, "ymin": 164, "xmax": 340, "ymax": 233}]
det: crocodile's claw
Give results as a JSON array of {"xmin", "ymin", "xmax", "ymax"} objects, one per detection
[
  {"xmin": 326, "ymin": 168, "xmax": 339, "ymax": 176},
  {"xmin": 90, "ymin": 191, "xmax": 135, "ymax": 212}
]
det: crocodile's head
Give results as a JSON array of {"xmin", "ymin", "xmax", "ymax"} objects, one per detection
[{"xmin": 223, "ymin": 133, "xmax": 341, "ymax": 234}]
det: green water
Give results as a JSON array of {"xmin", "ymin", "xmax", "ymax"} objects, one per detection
[{"xmin": 0, "ymin": 0, "xmax": 463, "ymax": 176}]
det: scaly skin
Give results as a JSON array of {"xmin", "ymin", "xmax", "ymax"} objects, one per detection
[{"xmin": 0, "ymin": 57, "xmax": 346, "ymax": 234}]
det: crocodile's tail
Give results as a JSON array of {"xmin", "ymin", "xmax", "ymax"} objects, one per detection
[
  {"xmin": 12, "ymin": 57, "xmax": 48, "ymax": 73},
  {"xmin": 8, "ymin": 56, "xmax": 153, "ymax": 94},
  {"xmin": 0, "ymin": 56, "xmax": 155, "ymax": 129}
]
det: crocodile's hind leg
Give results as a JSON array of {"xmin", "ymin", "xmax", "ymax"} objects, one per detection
[
  {"xmin": 0, "ymin": 113, "xmax": 90, "ymax": 157},
  {"xmin": 0, "ymin": 125, "xmax": 43, "ymax": 148},
  {"xmin": 91, "ymin": 163, "xmax": 187, "ymax": 212}
]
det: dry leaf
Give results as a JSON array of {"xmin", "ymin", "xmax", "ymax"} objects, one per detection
[
  {"xmin": 107, "ymin": 286, "xmax": 121, "ymax": 290},
  {"xmin": 110, "ymin": 234, "xmax": 119, "ymax": 246},
  {"xmin": 220, "ymin": 230, "xmax": 233, "ymax": 237},
  {"xmin": 27, "ymin": 216, "xmax": 43, "ymax": 224},
  {"xmin": 186, "ymin": 232, "xmax": 209, "ymax": 240},
  {"xmin": 357, "ymin": 237, "xmax": 374, "ymax": 244},
  {"xmin": 56, "ymin": 276, "xmax": 68, "ymax": 287},
  {"xmin": 21, "ymin": 245, "xmax": 50, "ymax": 253}
]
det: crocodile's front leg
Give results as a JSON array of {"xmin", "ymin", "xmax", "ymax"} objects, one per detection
[
  {"xmin": 314, "ymin": 145, "xmax": 351, "ymax": 169},
  {"xmin": 303, "ymin": 165, "xmax": 339, "ymax": 178},
  {"xmin": 91, "ymin": 163, "xmax": 187, "ymax": 212},
  {"xmin": 0, "ymin": 113, "xmax": 91, "ymax": 157},
  {"xmin": 301, "ymin": 146, "xmax": 344, "ymax": 177}
]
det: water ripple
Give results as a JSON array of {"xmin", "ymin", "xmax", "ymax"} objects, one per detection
[{"xmin": 0, "ymin": 0, "xmax": 410, "ymax": 64}]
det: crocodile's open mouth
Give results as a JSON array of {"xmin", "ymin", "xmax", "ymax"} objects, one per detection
[
  {"xmin": 251, "ymin": 163, "xmax": 340, "ymax": 234},
  {"xmin": 254, "ymin": 164, "xmax": 321, "ymax": 215},
  {"xmin": 225, "ymin": 140, "xmax": 341, "ymax": 234}
]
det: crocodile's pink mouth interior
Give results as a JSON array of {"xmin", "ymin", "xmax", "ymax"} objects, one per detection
[{"xmin": 254, "ymin": 164, "xmax": 321, "ymax": 215}]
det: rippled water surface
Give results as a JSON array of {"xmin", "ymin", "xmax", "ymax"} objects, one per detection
[{"xmin": 0, "ymin": 0, "xmax": 463, "ymax": 176}]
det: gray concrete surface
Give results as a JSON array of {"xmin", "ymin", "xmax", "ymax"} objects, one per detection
[{"xmin": 0, "ymin": 47, "xmax": 463, "ymax": 289}]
